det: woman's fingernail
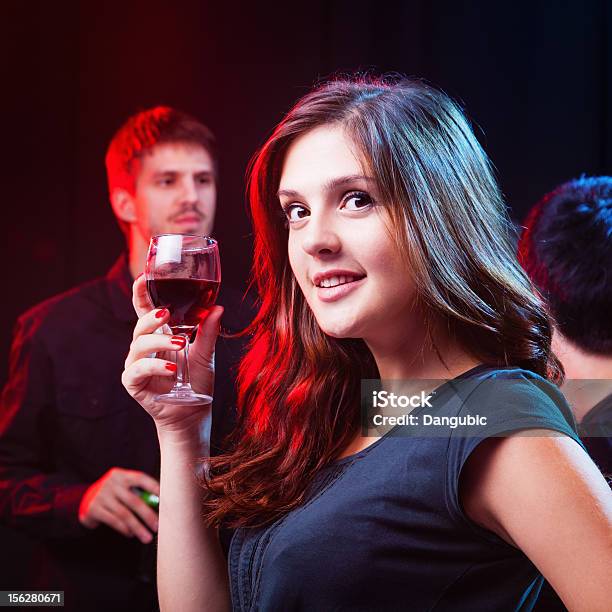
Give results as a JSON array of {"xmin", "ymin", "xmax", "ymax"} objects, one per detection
[
  {"xmin": 165, "ymin": 362, "xmax": 177, "ymax": 372},
  {"xmin": 170, "ymin": 336, "xmax": 186, "ymax": 348},
  {"xmin": 155, "ymin": 308, "xmax": 168, "ymax": 319}
]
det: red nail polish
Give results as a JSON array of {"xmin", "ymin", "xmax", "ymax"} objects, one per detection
[
  {"xmin": 155, "ymin": 308, "xmax": 168, "ymax": 319},
  {"xmin": 165, "ymin": 362, "xmax": 177, "ymax": 372},
  {"xmin": 170, "ymin": 336, "xmax": 186, "ymax": 348}
]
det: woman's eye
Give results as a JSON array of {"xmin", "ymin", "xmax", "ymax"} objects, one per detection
[
  {"xmin": 284, "ymin": 204, "xmax": 309, "ymax": 223},
  {"xmin": 343, "ymin": 191, "xmax": 373, "ymax": 211}
]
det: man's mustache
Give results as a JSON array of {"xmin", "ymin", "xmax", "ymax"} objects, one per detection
[{"xmin": 168, "ymin": 207, "xmax": 205, "ymax": 222}]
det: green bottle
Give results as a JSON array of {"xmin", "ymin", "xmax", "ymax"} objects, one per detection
[{"xmin": 131, "ymin": 487, "xmax": 159, "ymax": 511}]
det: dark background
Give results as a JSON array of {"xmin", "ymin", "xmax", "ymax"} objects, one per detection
[{"xmin": 2, "ymin": 0, "xmax": 610, "ymax": 386}]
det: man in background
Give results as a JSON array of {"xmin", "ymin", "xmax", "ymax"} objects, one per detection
[
  {"xmin": 519, "ymin": 175, "xmax": 611, "ymax": 479},
  {"xmin": 520, "ymin": 176, "xmax": 612, "ymax": 612},
  {"xmin": 0, "ymin": 107, "xmax": 250, "ymax": 611}
]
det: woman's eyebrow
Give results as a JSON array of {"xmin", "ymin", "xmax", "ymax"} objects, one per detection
[
  {"xmin": 277, "ymin": 187, "xmax": 301, "ymax": 199},
  {"xmin": 277, "ymin": 175, "xmax": 375, "ymax": 199}
]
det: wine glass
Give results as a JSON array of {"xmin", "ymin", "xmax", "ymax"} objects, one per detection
[{"xmin": 145, "ymin": 234, "xmax": 220, "ymax": 404}]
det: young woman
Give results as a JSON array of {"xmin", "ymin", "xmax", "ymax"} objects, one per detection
[{"xmin": 123, "ymin": 77, "xmax": 612, "ymax": 611}]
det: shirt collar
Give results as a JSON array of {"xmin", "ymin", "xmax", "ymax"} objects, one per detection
[{"xmin": 106, "ymin": 253, "xmax": 137, "ymax": 323}]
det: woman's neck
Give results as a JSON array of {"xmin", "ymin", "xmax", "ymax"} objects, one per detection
[
  {"xmin": 365, "ymin": 316, "xmax": 480, "ymax": 382},
  {"xmin": 337, "ymin": 319, "xmax": 480, "ymax": 461}
]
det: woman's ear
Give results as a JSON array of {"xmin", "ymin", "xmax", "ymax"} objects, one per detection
[{"xmin": 110, "ymin": 188, "xmax": 138, "ymax": 224}]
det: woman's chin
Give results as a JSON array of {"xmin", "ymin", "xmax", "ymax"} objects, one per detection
[{"xmin": 318, "ymin": 320, "xmax": 362, "ymax": 340}]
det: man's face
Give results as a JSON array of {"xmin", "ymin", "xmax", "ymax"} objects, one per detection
[{"xmin": 131, "ymin": 142, "xmax": 216, "ymax": 239}]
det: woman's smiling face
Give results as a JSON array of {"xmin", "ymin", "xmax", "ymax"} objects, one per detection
[{"xmin": 279, "ymin": 125, "xmax": 417, "ymax": 341}]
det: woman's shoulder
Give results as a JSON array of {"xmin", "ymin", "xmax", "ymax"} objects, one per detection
[
  {"xmin": 447, "ymin": 364, "xmax": 580, "ymax": 443},
  {"xmin": 457, "ymin": 363, "xmax": 566, "ymax": 404},
  {"xmin": 462, "ymin": 363, "xmax": 557, "ymax": 386}
]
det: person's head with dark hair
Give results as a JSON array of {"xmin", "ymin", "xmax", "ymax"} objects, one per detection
[
  {"xmin": 519, "ymin": 176, "xmax": 612, "ymax": 358},
  {"xmin": 105, "ymin": 106, "xmax": 218, "ymax": 276}
]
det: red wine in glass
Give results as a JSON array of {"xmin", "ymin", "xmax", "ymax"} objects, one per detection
[
  {"xmin": 147, "ymin": 278, "xmax": 220, "ymax": 334},
  {"xmin": 145, "ymin": 234, "xmax": 220, "ymax": 405}
]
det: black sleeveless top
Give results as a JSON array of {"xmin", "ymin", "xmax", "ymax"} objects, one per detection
[{"xmin": 228, "ymin": 366, "xmax": 582, "ymax": 611}]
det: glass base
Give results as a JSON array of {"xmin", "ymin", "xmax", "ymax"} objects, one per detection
[{"xmin": 153, "ymin": 390, "xmax": 213, "ymax": 405}]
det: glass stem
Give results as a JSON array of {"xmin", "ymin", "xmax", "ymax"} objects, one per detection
[{"xmin": 174, "ymin": 334, "xmax": 192, "ymax": 391}]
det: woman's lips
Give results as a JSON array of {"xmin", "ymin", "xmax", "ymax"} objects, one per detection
[{"xmin": 316, "ymin": 277, "xmax": 366, "ymax": 302}]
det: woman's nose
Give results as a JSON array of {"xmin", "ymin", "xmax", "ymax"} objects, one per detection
[{"xmin": 301, "ymin": 214, "xmax": 341, "ymax": 257}]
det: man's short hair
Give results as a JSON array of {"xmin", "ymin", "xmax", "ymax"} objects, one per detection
[
  {"xmin": 105, "ymin": 105, "xmax": 217, "ymax": 194},
  {"xmin": 518, "ymin": 176, "xmax": 612, "ymax": 354}
]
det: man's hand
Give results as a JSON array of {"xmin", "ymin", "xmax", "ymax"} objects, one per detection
[{"xmin": 78, "ymin": 467, "xmax": 160, "ymax": 544}]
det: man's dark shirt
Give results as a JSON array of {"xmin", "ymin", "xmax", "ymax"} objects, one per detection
[
  {"xmin": 580, "ymin": 393, "xmax": 612, "ymax": 480},
  {"xmin": 0, "ymin": 255, "xmax": 251, "ymax": 611}
]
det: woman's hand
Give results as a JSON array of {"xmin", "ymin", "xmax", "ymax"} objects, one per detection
[
  {"xmin": 122, "ymin": 275, "xmax": 223, "ymax": 434},
  {"xmin": 123, "ymin": 279, "xmax": 231, "ymax": 612}
]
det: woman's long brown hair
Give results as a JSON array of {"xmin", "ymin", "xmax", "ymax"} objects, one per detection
[{"xmin": 201, "ymin": 76, "xmax": 562, "ymax": 528}]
